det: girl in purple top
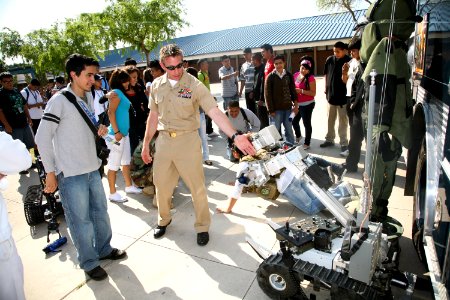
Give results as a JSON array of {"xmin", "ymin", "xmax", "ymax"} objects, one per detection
[{"xmin": 292, "ymin": 58, "xmax": 316, "ymax": 149}]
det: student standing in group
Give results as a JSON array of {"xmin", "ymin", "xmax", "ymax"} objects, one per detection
[
  {"xmin": 342, "ymin": 38, "xmax": 364, "ymax": 172},
  {"xmin": 218, "ymin": 55, "xmax": 239, "ymax": 110},
  {"xmin": 124, "ymin": 65, "xmax": 149, "ymax": 154},
  {"xmin": 186, "ymin": 66, "xmax": 213, "ymax": 166},
  {"xmin": 105, "ymin": 69, "xmax": 142, "ymax": 203},
  {"xmin": 198, "ymin": 58, "xmax": 219, "ymax": 139},
  {"xmin": 252, "ymin": 52, "xmax": 269, "ymax": 129},
  {"xmin": 261, "ymin": 43, "xmax": 275, "ymax": 79},
  {"xmin": 141, "ymin": 44, "xmax": 256, "ymax": 246},
  {"xmin": 36, "ymin": 54, "xmax": 127, "ymax": 281},
  {"xmin": 320, "ymin": 41, "xmax": 351, "ymax": 152},
  {"xmin": 292, "ymin": 58, "xmax": 316, "ymax": 150},
  {"xmin": 21, "ymin": 79, "xmax": 45, "ymax": 135},
  {"xmin": 239, "ymin": 48, "xmax": 256, "ymax": 114},
  {"xmin": 264, "ymin": 55, "xmax": 298, "ymax": 145}
]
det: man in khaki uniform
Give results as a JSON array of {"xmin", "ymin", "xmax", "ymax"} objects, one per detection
[{"xmin": 142, "ymin": 44, "xmax": 255, "ymax": 246}]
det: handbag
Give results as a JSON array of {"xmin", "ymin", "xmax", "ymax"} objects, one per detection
[{"xmin": 61, "ymin": 91, "xmax": 110, "ymax": 165}]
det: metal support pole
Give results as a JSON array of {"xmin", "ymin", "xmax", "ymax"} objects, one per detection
[{"xmin": 364, "ymin": 69, "xmax": 377, "ymax": 178}]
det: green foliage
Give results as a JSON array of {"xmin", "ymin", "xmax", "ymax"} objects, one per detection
[
  {"xmin": 0, "ymin": 27, "xmax": 23, "ymax": 60},
  {"xmin": 1, "ymin": 0, "xmax": 188, "ymax": 74},
  {"xmin": 100, "ymin": 0, "xmax": 188, "ymax": 64},
  {"xmin": 0, "ymin": 59, "xmax": 6, "ymax": 72}
]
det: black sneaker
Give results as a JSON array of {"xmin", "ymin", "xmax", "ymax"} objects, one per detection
[
  {"xmin": 19, "ymin": 170, "xmax": 29, "ymax": 175},
  {"xmin": 320, "ymin": 141, "xmax": 334, "ymax": 148},
  {"xmin": 197, "ymin": 232, "xmax": 209, "ymax": 246},
  {"xmin": 85, "ymin": 266, "xmax": 108, "ymax": 281}
]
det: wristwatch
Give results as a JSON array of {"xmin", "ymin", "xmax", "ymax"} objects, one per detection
[{"xmin": 231, "ymin": 131, "xmax": 243, "ymax": 142}]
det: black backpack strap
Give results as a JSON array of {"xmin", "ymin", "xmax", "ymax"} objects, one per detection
[
  {"xmin": 240, "ymin": 108, "xmax": 249, "ymax": 123},
  {"xmin": 25, "ymin": 88, "xmax": 30, "ymax": 101},
  {"xmin": 61, "ymin": 90, "xmax": 99, "ymax": 138}
]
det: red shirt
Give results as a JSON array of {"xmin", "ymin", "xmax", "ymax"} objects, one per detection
[
  {"xmin": 293, "ymin": 72, "xmax": 315, "ymax": 104},
  {"xmin": 264, "ymin": 58, "xmax": 274, "ymax": 79}
]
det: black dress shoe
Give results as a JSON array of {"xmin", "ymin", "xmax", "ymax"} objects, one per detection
[
  {"xmin": 85, "ymin": 266, "xmax": 108, "ymax": 281},
  {"xmin": 197, "ymin": 232, "xmax": 209, "ymax": 246},
  {"xmin": 154, "ymin": 220, "xmax": 171, "ymax": 239},
  {"xmin": 100, "ymin": 248, "xmax": 127, "ymax": 260},
  {"xmin": 319, "ymin": 141, "xmax": 334, "ymax": 148}
]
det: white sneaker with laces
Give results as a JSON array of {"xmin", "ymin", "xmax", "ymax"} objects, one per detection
[
  {"xmin": 109, "ymin": 192, "xmax": 128, "ymax": 203},
  {"xmin": 125, "ymin": 185, "xmax": 143, "ymax": 194},
  {"xmin": 340, "ymin": 149, "xmax": 349, "ymax": 157}
]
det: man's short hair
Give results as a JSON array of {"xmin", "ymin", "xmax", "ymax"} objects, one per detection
[
  {"xmin": 274, "ymin": 55, "xmax": 285, "ymax": 62},
  {"xmin": 30, "ymin": 78, "xmax": 40, "ymax": 86},
  {"xmin": 124, "ymin": 57, "xmax": 137, "ymax": 66},
  {"xmin": 47, "ymin": 78, "xmax": 54, "ymax": 84},
  {"xmin": 348, "ymin": 38, "xmax": 362, "ymax": 50},
  {"xmin": 149, "ymin": 59, "xmax": 165, "ymax": 73},
  {"xmin": 65, "ymin": 53, "xmax": 99, "ymax": 82},
  {"xmin": 228, "ymin": 100, "xmax": 240, "ymax": 108},
  {"xmin": 252, "ymin": 52, "xmax": 263, "ymax": 61},
  {"xmin": 334, "ymin": 41, "xmax": 347, "ymax": 50},
  {"xmin": 159, "ymin": 44, "xmax": 183, "ymax": 61},
  {"xmin": 197, "ymin": 58, "xmax": 208, "ymax": 67},
  {"xmin": 260, "ymin": 43, "xmax": 273, "ymax": 53},
  {"xmin": 55, "ymin": 76, "xmax": 65, "ymax": 84},
  {"xmin": 243, "ymin": 47, "xmax": 252, "ymax": 54},
  {"xmin": 0, "ymin": 72, "xmax": 13, "ymax": 81},
  {"xmin": 221, "ymin": 55, "xmax": 230, "ymax": 61}
]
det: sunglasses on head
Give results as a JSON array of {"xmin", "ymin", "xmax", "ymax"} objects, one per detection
[{"xmin": 164, "ymin": 62, "xmax": 183, "ymax": 71}]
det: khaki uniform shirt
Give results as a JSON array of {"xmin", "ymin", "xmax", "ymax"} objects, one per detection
[{"xmin": 150, "ymin": 72, "xmax": 217, "ymax": 132}]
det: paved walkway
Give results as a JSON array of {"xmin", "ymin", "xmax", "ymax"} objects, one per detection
[{"xmin": 5, "ymin": 80, "xmax": 430, "ymax": 299}]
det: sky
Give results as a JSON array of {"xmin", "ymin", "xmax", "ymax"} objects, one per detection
[{"xmin": 0, "ymin": 0, "xmax": 339, "ymax": 38}]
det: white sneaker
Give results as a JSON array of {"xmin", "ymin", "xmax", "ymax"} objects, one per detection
[
  {"xmin": 125, "ymin": 185, "xmax": 143, "ymax": 194},
  {"xmin": 340, "ymin": 149, "xmax": 349, "ymax": 157},
  {"xmin": 208, "ymin": 132, "xmax": 219, "ymax": 137},
  {"xmin": 109, "ymin": 192, "xmax": 128, "ymax": 203}
]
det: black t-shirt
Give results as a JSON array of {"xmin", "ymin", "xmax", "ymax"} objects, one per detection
[
  {"xmin": 0, "ymin": 88, "xmax": 28, "ymax": 128},
  {"xmin": 324, "ymin": 55, "xmax": 351, "ymax": 105}
]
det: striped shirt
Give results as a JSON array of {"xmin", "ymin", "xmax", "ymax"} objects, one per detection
[{"xmin": 239, "ymin": 61, "xmax": 255, "ymax": 93}]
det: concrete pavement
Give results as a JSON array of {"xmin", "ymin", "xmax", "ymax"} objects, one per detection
[{"xmin": 4, "ymin": 79, "xmax": 431, "ymax": 299}]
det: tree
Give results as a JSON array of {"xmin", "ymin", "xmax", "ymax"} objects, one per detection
[
  {"xmin": 316, "ymin": 0, "xmax": 372, "ymax": 22},
  {"xmin": 100, "ymin": 0, "xmax": 188, "ymax": 65},
  {"xmin": 20, "ymin": 16, "xmax": 106, "ymax": 78},
  {"xmin": 0, "ymin": 27, "xmax": 23, "ymax": 61}
]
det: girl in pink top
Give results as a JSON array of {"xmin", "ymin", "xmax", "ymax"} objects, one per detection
[{"xmin": 292, "ymin": 58, "xmax": 316, "ymax": 149}]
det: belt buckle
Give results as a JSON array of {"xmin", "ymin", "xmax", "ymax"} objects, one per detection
[{"xmin": 169, "ymin": 132, "xmax": 177, "ymax": 138}]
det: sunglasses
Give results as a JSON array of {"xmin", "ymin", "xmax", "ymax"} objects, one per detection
[{"xmin": 164, "ymin": 62, "xmax": 183, "ymax": 71}]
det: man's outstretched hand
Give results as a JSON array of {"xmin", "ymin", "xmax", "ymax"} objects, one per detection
[{"xmin": 233, "ymin": 134, "xmax": 256, "ymax": 156}]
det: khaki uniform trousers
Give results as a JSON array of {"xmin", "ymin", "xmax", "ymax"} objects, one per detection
[
  {"xmin": 325, "ymin": 103, "xmax": 349, "ymax": 146},
  {"xmin": 153, "ymin": 131, "xmax": 210, "ymax": 233}
]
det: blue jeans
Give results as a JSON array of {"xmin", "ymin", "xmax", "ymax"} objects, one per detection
[
  {"xmin": 282, "ymin": 176, "xmax": 325, "ymax": 215},
  {"xmin": 57, "ymin": 170, "xmax": 113, "ymax": 271},
  {"xmin": 273, "ymin": 110, "xmax": 295, "ymax": 145},
  {"xmin": 222, "ymin": 94, "xmax": 239, "ymax": 110},
  {"xmin": 198, "ymin": 112, "xmax": 210, "ymax": 161}
]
